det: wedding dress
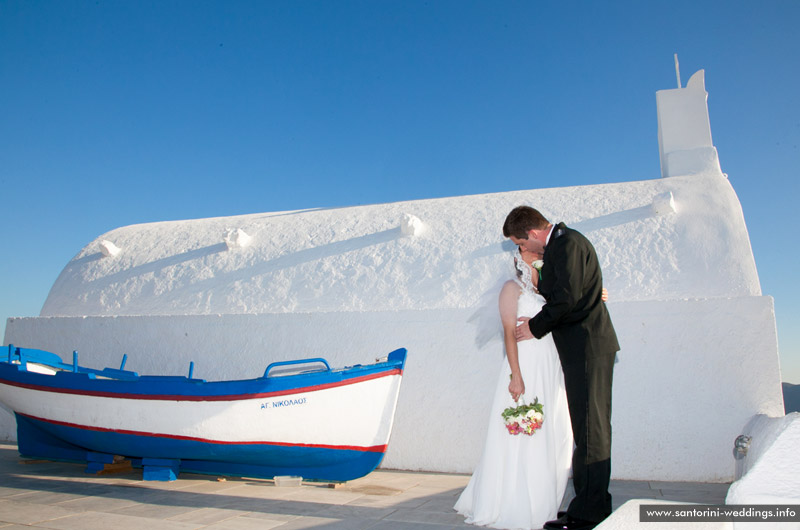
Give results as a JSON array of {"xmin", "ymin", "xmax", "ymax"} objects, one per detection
[{"xmin": 455, "ymin": 273, "xmax": 573, "ymax": 530}]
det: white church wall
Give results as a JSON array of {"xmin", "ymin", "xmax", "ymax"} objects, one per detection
[
  {"xmin": 609, "ymin": 297, "xmax": 783, "ymax": 481},
  {"xmin": 3, "ymin": 294, "xmax": 783, "ymax": 481}
]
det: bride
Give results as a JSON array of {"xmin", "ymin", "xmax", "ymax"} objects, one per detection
[{"xmin": 454, "ymin": 246, "xmax": 574, "ymax": 530}]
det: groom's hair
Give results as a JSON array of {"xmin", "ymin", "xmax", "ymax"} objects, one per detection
[{"xmin": 503, "ymin": 206, "xmax": 550, "ymax": 239}]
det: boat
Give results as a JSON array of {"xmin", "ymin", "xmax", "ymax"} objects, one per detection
[{"xmin": 0, "ymin": 344, "xmax": 406, "ymax": 481}]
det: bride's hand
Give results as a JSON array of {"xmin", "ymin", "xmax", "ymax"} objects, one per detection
[
  {"xmin": 601, "ymin": 287, "xmax": 609, "ymax": 302},
  {"xmin": 508, "ymin": 373, "xmax": 525, "ymax": 402}
]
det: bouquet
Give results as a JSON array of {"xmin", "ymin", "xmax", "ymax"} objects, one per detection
[{"xmin": 501, "ymin": 397, "xmax": 544, "ymax": 436}]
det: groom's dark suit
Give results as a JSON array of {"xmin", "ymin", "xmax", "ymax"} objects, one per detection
[{"xmin": 528, "ymin": 223, "xmax": 619, "ymax": 524}]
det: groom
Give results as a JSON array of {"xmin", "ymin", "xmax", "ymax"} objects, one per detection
[{"xmin": 504, "ymin": 206, "xmax": 619, "ymax": 530}]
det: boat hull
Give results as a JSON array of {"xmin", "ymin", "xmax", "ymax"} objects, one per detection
[
  {"xmin": 15, "ymin": 413, "xmax": 388, "ymax": 481},
  {"xmin": 0, "ymin": 346, "xmax": 406, "ymax": 481}
]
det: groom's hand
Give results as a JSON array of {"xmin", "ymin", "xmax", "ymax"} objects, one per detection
[{"xmin": 515, "ymin": 318, "xmax": 534, "ymax": 341}]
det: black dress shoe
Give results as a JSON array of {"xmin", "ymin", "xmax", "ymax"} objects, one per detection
[{"xmin": 543, "ymin": 514, "xmax": 597, "ymax": 530}]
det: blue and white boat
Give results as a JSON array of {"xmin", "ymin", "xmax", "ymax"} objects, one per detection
[{"xmin": 0, "ymin": 345, "xmax": 406, "ymax": 481}]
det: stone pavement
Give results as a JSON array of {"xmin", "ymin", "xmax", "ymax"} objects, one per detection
[{"xmin": 0, "ymin": 443, "xmax": 730, "ymax": 529}]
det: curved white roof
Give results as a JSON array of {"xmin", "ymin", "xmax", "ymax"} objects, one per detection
[{"xmin": 41, "ymin": 171, "xmax": 760, "ymax": 317}]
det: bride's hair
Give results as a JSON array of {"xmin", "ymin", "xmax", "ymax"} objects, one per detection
[{"xmin": 503, "ymin": 206, "xmax": 549, "ymax": 239}]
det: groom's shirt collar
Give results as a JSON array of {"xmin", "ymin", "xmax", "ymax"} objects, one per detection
[{"xmin": 544, "ymin": 224, "xmax": 556, "ymax": 247}]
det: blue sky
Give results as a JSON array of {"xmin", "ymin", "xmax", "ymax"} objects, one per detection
[{"xmin": 1, "ymin": 1, "xmax": 798, "ymax": 382}]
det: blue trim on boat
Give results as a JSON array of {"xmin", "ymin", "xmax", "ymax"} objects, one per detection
[{"xmin": 0, "ymin": 347, "xmax": 406, "ymax": 400}]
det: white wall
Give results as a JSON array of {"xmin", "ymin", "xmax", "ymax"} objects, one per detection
[{"xmin": 3, "ymin": 295, "xmax": 783, "ymax": 481}]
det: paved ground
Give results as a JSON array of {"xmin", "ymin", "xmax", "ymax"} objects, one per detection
[{"xmin": 0, "ymin": 443, "xmax": 730, "ymax": 529}]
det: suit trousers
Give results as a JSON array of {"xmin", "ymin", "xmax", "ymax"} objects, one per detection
[{"xmin": 562, "ymin": 351, "xmax": 615, "ymax": 523}]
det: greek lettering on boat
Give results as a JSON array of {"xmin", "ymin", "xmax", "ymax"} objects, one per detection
[{"xmin": 260, "ymin": 397, "xmax": 307, "ymax": 410}]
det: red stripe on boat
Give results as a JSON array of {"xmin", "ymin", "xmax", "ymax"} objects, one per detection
[
  {"xmin": 17, "ymin": 413, "xmax": 388, "ymax": 453},
  {"xmin": 0, "ymin": 368, "xmax": 402, "ymax": 401}
]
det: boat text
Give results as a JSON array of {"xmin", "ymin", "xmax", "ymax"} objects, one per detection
[{"xmin": 261, "ymin": 397, "xmax": 307, "ymax": 410}]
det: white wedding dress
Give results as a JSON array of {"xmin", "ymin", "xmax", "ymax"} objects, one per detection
[{"xmin": 455, "ymin": 281, "xmax": 573, "ymax": 530}]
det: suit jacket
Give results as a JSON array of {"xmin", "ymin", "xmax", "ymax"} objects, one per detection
[{"xmin": 529, "ymin": 223, "xmax": 619, "ymax": 365}]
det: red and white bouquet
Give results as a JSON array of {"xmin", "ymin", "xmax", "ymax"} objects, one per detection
[{"xmin": 501, "ymin": 397, "xmax": 544, "ymax": 436}]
